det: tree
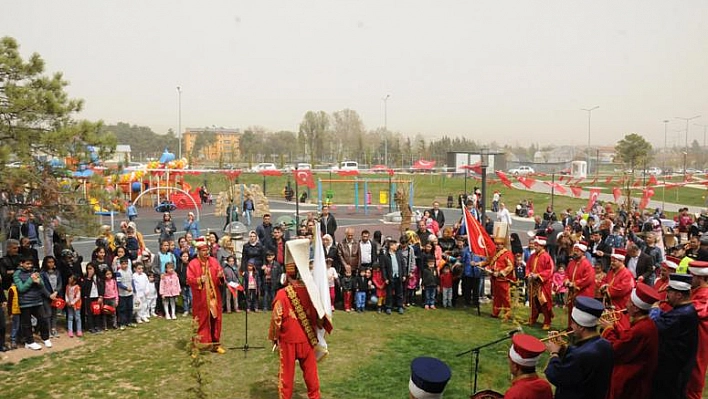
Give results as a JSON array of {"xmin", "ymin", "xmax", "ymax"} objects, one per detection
[
  {"xmin": 332, "ymin": 109, "xmax": 365, "ymax": 161},
  {"xmin": 0, "ymin": 36, "xmax": 117, "ymax": 241},
  {"xmin": 102, "ymin": 122, "xmax": 167, "ymax": 162},
  {"xmin": 298, "ymin": 111, "xmax": 329, "ymax": 166},
  {"xmin": 614, "ymin": 133, "xmax": 653, "ymax": 171}
]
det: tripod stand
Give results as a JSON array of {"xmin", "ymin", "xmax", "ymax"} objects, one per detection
[
  {"xmin": 456, "ymin": 329, "xmax": 519, "ymax": 395},
  {"xmin": 229, "ymin": 294, "xmax": 264, "ymax": 356}
]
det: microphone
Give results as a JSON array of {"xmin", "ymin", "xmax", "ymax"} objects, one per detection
[{"xmin": 506, "ymin": 326, "xmax": 523, "ymax": 336}]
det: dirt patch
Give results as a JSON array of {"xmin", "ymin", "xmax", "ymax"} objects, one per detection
[{"xmin": 0, "ymin": 330, "xmax": 85, "ymax": 365}]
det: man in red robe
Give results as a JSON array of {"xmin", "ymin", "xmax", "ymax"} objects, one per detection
[
  {"xmin": 686, "ymin": 260, "xmax": 708, "ymax": 399},
  {"xmin": 187, "ymin": 237, "xmax": 225, "ymax": 353},
  {"xmin": 654, "ymin": 256, "xmax": 679, "ymax": 301},
  {"xmin": 600, "ymin": 284, "xmax": 660, "ymax": 399},
  {"xmin": 564, "ymin": 241, "xmax": 595, "ymax": 328},
  {"xmin": 487, "ymin": 237, "xmax": 516, "ymax": 319},
  {"xmin": 269, "ymin": 239, "xmax": 332, "ymax": 399},
  {"xmin": 526, "ymin": 236, "xmax": 554, "ymax": 330},
  {"xmin": 600, "ymin": 248, "xmax": 634, "ymax": 311},
  {"xmin": 504, "ymin": 333, "xmax": 553, "ymax": 399}
]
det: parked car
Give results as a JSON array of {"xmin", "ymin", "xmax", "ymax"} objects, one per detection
[
  {"xmin": 646, "ymin": 167, "xmax": 662, "ymax": 175},
  {"xmin": 508, "ymin": 166, "xmax": 535, "ymax": 175},
  {"xmin": 283, "ymin": 163, "xmax": 311, "ymax": 172},
  {"xmin": 332, "ymin": 161, "xmax": 359, "ymax": 171},
  {"xmin": 251, "ymin": 163, "xmax": 278, "ymax": 172}
]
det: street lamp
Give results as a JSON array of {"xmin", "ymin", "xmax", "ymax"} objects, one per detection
[
  {"xmin": 383, "ymin": 94, "xmax": 390, "ymax": 166},
  {"xmin": 480, "ymin": 148, "xmax": 489, "ymax": 216},
  {"xmin": 581, "ymin": 106, "xmax": 599, "ymax": 173},
  {"xmin": 676, "ymin": 115, "xmax": 701, "ymax": 179},
  {"xmin": 662, "ymin": 119, "xmax": 669, "ymax": 209},
  {"xmin": 177, "ymin": 86, "xmax": 182, "ymax": 159}
]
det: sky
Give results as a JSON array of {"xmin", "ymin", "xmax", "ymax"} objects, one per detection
[{"xmin": 2, "ymin": 1, "xmax": 708, "ymax": 147}]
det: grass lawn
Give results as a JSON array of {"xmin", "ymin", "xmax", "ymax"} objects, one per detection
[{"xmin": 0, "ymin": 303, "xmax": 569, "ymax": 398}]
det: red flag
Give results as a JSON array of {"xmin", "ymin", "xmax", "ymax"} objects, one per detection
[
  {"xmin": 604, "ymin": 176, "xmax": 613, "ymax": 184},
  {"xmin": 647, "ymin": 175, "xmax": 657, "ymax": 187},
  {"xmin": 462, "ymin": 206, "xmax": 495, "ymax": 258},
  {"xmin": 553, "ymin": 183, "xmax": 567, "ymax": 195},
  {"xmin": 638, "ymin": 188, "xmax": 655, "ymax": 210},
  {"xmin": 586, "ymin": 188, "xmax": 601, "ymax": 210},
  {"xmin": 226, "ymin": 282, "xmax": 244, "ymax": 298},
  {"xmin": 337, "ymin": 170, "xmax": 359, "ymax": 177},
  {"xmin": 496, "ymin": 171, "xmax": 513, "ymax": 188},
  {"xmin": 517, "ymin": 176, "xmax": 536, "ymax": 189},
  {"xmin": 293, "ymin": 169, "xmax": 315, "ymax": 189},
  {"xmin": 632, "ymin": 179, "xmax": 642, "ymax": 187},
  {"xmin": 612, "ymin": 187, "xmax": 622, "ymax": 202},
  {"xmin": 570, "ymin": 186, "xmax": 582, "ymax": 197}
]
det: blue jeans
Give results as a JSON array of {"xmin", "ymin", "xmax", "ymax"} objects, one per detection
[
  {"xmin": 67, "ymin": 307, "xmax": 82, "ymax": 333},
  {"xmin": 261, "ymin": 283, "xmax": 273, "ymax": 310},
  {"xmin": 10, "ymin": 314, "xmax": 20, "ymax": 342},
  {"xmin": 244, "ymin": 209, "xmax": 252, "ymax": 226},
  {"xmin": 424, "ymin": 287, "xmax": 437, "ymax": 307},
  {"xmin": 355, "ymin": 291, "xmax": 367, "ymax": 310},
  {"xmin": 118, "ymin": 295, "xmax": 134, "ymax": 326},
  {"xmin": 182, "ymin": 286, "xmax": 192, "ymax": 313}
]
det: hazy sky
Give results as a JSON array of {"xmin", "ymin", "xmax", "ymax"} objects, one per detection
[{"xmin": 3, "ymin": 1, "xmax": 707, "ymax": 147}]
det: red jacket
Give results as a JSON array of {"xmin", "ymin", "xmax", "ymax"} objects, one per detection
[{"xmin": 603, "ymin": 316, "xmax": 658, "ymax": 399}]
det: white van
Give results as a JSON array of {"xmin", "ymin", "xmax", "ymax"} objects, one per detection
[{"xmin": 333, "ymin": 161, "xmax": 358, "ymax": 171}]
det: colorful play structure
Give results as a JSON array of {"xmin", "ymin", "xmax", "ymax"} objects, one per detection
[{"xmin": 316, "ymin": 177, "xmax": 413, "ymax": 214}]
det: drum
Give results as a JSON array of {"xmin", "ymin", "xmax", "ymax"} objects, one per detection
[{"xmin": 470, "ymin": 389, "xmax": 504, "ymax": 399}]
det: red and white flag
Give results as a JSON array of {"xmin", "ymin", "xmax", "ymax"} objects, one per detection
[
  {"xmin": 612, "ymin": 187, "xmax": 622, "ymax": 203},
  {"xmin": 495, "ymin": 171, "xmax": 513, "ymax": 188},
  {"xmin": 462, "ymin": 205, "xmax": 496, "ymax": 258},
  {"xmin": 293, "ymin": 169, "xmax": 315, "ymax": 189},
  {"xmin": 586, "ymin": 188, "xmax": 601, "ymax": 211}
]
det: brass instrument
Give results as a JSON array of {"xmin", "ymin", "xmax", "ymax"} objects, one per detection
[
  {"xmin": 470, "ymin": 390, "xmax": 504, "ymax": 399},
  {"xmin": 599, "ymin": 308, "xmax": 626, "ymax": 324},
  {"xmin": 540, "ymin": 330, "xmax": 573, "ymax": 344}
]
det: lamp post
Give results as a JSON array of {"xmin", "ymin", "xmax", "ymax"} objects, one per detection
[
  {"xmin": 662, "ymin": 119, "xmax": 669, "ymax": 209},
  {"xmin": 177, "ymin": 86, "xmax": 182, "ymax": 159},
  {"xmin": 676, "ymin": 115, "xmax": 701, "ymax": 180},
  {"xmin": 383, "ymin": 94, "xmax": 390, "ymax": 166},
  {"xmin": 480, "ymin": 148, "xmax": 489, "ymax": 217},
  {"xmin": 581, "ymin": 106, "xmax": 599, "ymax": 174}
]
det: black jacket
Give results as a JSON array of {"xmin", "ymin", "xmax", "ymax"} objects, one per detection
[
  {"xmin": 428, "ymin": 208, "xmax": 445, "ymax": 228},
  {"xmin": 80, "ymin": 275, "xmax": 105, "ymax": 299},
  {"xmin": 381, "ymin": 250, "xmax": 406, "ymax": 282}
]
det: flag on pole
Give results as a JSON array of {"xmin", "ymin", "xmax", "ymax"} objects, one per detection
[
  {"xmin": 293, "ymin": 169, "xmax": 316, "ymax": 189},
  {"xmin": 462, "ymin": 205, "xmax": 496, "ymax": 258},
  {"xmin": 586, "ymin": 188, "xmax": 601, "ymax": 211},
  {"xmin": 312, "ymin": 224, "xmax": 332, "ymax": 360}
]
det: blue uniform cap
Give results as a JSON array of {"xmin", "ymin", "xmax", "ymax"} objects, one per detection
[
  {"xmin": 571, "ymin": 296, "xmax": 604, "ymax": 327},
  {"xmin": 409, "ymin": 357, "xmax": 451, "ymax": 398}
]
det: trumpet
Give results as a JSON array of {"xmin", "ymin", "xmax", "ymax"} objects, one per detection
[
  {"xmin": 599, "ymin": 308, "xmax": 627, "ymax": 324},
  {"xmin": 540, "ymin": 330, "xmax": 573, "ymax": 344}
]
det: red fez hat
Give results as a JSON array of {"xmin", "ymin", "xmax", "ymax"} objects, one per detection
[
  {"xmin": 631, "ymin": 284, "xmax": 660, "ymax": 310},
  {"xmin": 611, "ymin": 248, "xmax": 626, "ymax": 261},
  {"xmin": 662, "ymin": 256, "xmax": 680, "ymax": 270},
  {"xmin": 509, "ymin": 334, "xmax": 545, "ymax": 367},
  {"xmin": 688, "ymin": 260, "xmax": 708, "ymax": 276},
  {"xmin": 194, "ymin": 236, "xmax": 208, "ymax": 248}
]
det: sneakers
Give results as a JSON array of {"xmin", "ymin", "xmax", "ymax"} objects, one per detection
[
  {"xmin": 142, "ymin": 317, "xmax": 150, "ymax": 323},
  {"xmin": 119, "ymin": 326, "xmax": 126, "ymax": 331},
  {"xmin": 182, "ymin": 311, "xmax": 189, "ymax": 317},
  {"xmin": 398, "ymin": 307, "xmax": 405, "ymax": 314},
  {"xmin": 51, "ymin": 329, "xmax": 59, "ymax": 338},
  {"xmin": 67, "ymin": 331, "xmax": 74, "ymax": 338},
  {"xmin": 43, "ymin": 339, "xmax": 52, "ymax": 348},
  {"xmin": 385, "ymin": 309, "xmax": 392, "ymax": 315},
  {"xmin": 137, "ymin": 319, "xmax": 143, "ymax": 324},
  {"xmin": 425, "ymin": 305, "xmax": 430, "ymax": 310},
  {"xmin": 10, "ymin": 341, "xmax": 17, "ymax": 350},
  {"xmin": 171, "ymin": 314, "xmax": 176, "ymax": 320},
  {"xmin": 25, "ymin": 342, "xmax": 42, "ymax": 351},
  {"xmin": 76, "ymin": 331, "xmax": 83, "ymax": 337}
]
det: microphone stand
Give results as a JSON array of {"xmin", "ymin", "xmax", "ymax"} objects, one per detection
[
  {"xmin": 456, "ymin": 333, "xmax": 515, "ymax": 395},
  {"xmin": 229, "ymin": 292, "xmax": 264, "ymax": 356}
]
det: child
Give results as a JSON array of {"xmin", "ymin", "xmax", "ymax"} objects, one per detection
[
  {"xmin": 81, "ymin": 263, "xmax": 104, "ymax": 333},
  {"xmin": 326, "ymin": 258, "xmax": 339, "ymax": 311},
  {"xmin": 115, "ymin": 257, "xmax": 135, "ymax": 329},
  {"xmin": 111, "ymin": 246, "xmax": 130, "ymax": 272},
  {"xmin": 439, "ymin": 264, "xmax": 453, "ymax": 308},
  {"xmin": 14, "ymin": 255, "xmax": 52, "ymax": 349},
  {"xmin": 133, "ymin": 264, "xmax": 150, "ymax": 323},
  {"xmin": 514, "ymin": 253, "xmax": 527, "ymax": 304},
  {"xmin": 371, "ymin": 264, "xmax": 387, "ymax": 313},
  {"xmin": 421, "ymin": 257, "xmax": 439, "ymax": 310},
  {"xmin": 159, "ymin": 262, "xmax": 181, "ymax": 320},
  {"xmin": 7, "ymin": 283, "xmax": 22, "ymax": 348},
  {"xmin": 244, "ymin": 261, "xmax": 261, "ymax": 312},
  {"xmin": 223, "ymin": 256, "xmax": 241, "ymax": 313},
  {"xmin": 405, "ymin": 262, "xmax": 419, "ymax": 307},
  {"xmin": 64, "ymin": 275, "xmax": 82, "ymax": 338},
  {"xmin": 365, "ymin": 268, "xmax": 375, "ymax": 309},
  {"xmin": 263, "ymin": 251, "xmax": 282, "ymax": 304},
  {"xmin": 40, "ymin": 256, "xmax": 62, "ymax": 338},
  {"xmin": 340, "ymin": 265, "xmax": 354, "ymax": 312},
  {"xmin": 260, "ymin": 255, "xmax": 274, "ymax": 311},
  {"xmin": 146, "ymin": 272, "xmax": 158, "ymax": 318},
  {"xmin": 552, "ymin": 265, "xmax": 568, "ymax": 308},
  {"xmin": 593, "ymin": 263, "xmax": 607, "ymax": 302},
  {"xmin": 177, "ymin": 250, "xmax": 192, "ymax": 316},
  {"xmin": 102, "ymin": 269, "xmax": 118, "ymax": 330},
  {"xmin": 353, "ymin": 268, "xmax": 369, "ymax": 313}
]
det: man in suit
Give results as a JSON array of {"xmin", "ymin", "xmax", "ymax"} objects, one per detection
[
  {"xmin": 428, "ymin": 201, "xmax": 445, "ymax": 230},
  {"xmin": 337, "ymin": 228, "xmax": 360, "ymax": 276},
  {"xmin": 589, "ymin": 231, "xmax": 612, "ymax": 272},
  {"xmin": 380, "ymin": 239, "xmax": 406, "ymax": 315},
  {"xmin": 319, "ymin": 205, "xmax": 337, "ymax": 242},
  {"xmin": 625, "ymin": 243, "xmax": 654, "ymax": 284},
  {"xmin": 358, "ymin": 230, "xmax": 378, "ymax": 271}
]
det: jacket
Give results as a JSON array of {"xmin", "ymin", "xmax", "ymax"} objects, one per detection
[
  {"xmin": 80, "ymin": 275, "xmax": 105, "ymax": 299},
  {"xmin": 13, "ymin": 268, "xmax": 50, "ymax": 308},
  {"xmin": 381, "ymin": 250, "xmax": 406, "ymax": 281},
  {"xmin": 338, "ymin": 239, "xmax": 361, "ymax": 272}
]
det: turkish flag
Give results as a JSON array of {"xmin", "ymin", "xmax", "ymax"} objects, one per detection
[
  {"xmin": 462, "ymin": 205, "xmax": 496, "ymax": 258},
  {"xmin": 570, "ymin": 186, "xmax": 582, "ymax": 198},
  {"xmin": 612, "ymin": 187, "xmax": 622, "ymax": 202},
  {"xmin": 496, "ymin": 171, "xmax": 513, "ymax": 188},
  {"xmin": 517, "ymin": 176, "xmax": 536, "ymax": 189},
  {"xmin": 638, "ymin": 188, "xmax": 655, "ymax": 210},
  {"xmin": 647, "ymin": 175, "xmax": 658, "ymax": 186},
  {"xmin": 586, "ymin": 188, "xmax": 601, "ymax": 211},
  {"xmin": 293, "ymin": 169, "xmax": 315, "ymax": 189},
  {"xmin": 553, "ymin": 182, "xmax": 567, "ymax": 195}
]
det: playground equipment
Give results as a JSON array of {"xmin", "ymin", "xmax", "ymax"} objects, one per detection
[{"xmin": 316, "ymin": 177, "xmax": 413, "ymax": 214}]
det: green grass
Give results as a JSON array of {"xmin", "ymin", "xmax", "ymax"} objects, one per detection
[{"xmin": 0, "ymin": 303, "xmax": 567, "ymax": 398}]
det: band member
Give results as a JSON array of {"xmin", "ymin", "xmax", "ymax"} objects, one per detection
[
  {"xmin": 186, "ymin": 237, "xmax": 225, "ymax": 353},
  {"xmin": 686, "ymin": 260, "xmax": 708, "ymax": 399},
  {"xmin": 526, "ymin": 236, "xmax": 554, "ymax": 330},
  {"xmin": 504, "ymin": 334, "xmax": 553, "ymax": 399},
  {"xmin": 269, "ymin": 239, "xmax": 332, "ymax": 399},
  {"xmin": 649, "ymin": 273, "xmax": 699, "ymax": 399},
  {"xmin": 654, "ymin": 256, "xmax": 679, "ymax": 301},
  {"xmin": 564, "ymin": 241, "xmax": 595, "ymax": 328},
  {"xmin": 599, "ymin": 284, "xmax": 660, "ymax": 399},
  {"xmin": 408, "ymin": 357, "xmax": 451, "ymax": 399},
  {"xmin": 599, "ymin": 249, "xmax": 634, "ymax": 311},
  {"xmin": 544, "ymin": 296, "xmax": 613, "ymax": 399},
  {"xmin": 488, "ymin": 237, "xmax": 516, "ymax": 319}
]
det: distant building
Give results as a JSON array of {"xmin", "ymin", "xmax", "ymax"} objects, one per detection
[
  {"xmin": 111, "ymin": 145, "xmax": 132, "ymax": 164},
  {"xmin": 182, "ymin": 128, "xmax": 241, "ymax": 163}
]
